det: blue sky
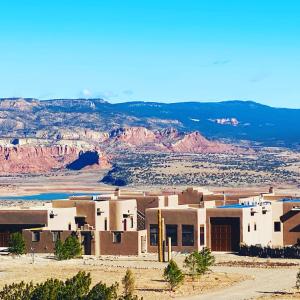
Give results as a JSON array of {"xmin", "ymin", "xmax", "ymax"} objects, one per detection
[{"xmin": 0, "ymin": 1, "xmax": 300, "ymax": 108}]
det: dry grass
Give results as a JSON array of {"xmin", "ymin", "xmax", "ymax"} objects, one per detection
[{"xmin": 0, "ymin": 255, "xmax": 248, "ymax": 300}]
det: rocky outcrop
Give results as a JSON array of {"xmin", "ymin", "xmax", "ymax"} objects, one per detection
[
  {"xmin": 106, "ymin": 126, "xmax": 237, "ymax": 154},
  {"xmin": 171, "ymin": 131, "xmax": 234, "ymax": 153},
  {"xmin": 0, "ymin": 145, "xmax": 110, "ymax": 174}
]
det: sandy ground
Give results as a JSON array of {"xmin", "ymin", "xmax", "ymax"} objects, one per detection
[
  {"xmin": 0, "ymin": 253, "xmax": 249, "ymax": 300},
  {"xmin": 0, "ymin": 253, "xmax": 298, "ymax": 299}
]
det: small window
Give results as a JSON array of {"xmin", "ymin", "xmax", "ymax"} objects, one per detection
[
  {"xmin": 150, "ymin": 224, "xmax": 158, "ymax": 246},
  {"xmin": 166, "ymin": 224, "xmax": 178, "ymax": 246},
  {"xmin": 248, "ymin": 224, "xmax": 250, "ymax": 232},
  {"xmin": 131, "ymin": 217, "xmax": 134, "ymax": 228},
  {"xmin": 104, "ymin": 218, "xmax": 108, "ymax": 231},
  {"xmin": 52, "ymin": 231, "xmax": 60, "ymax": 242},
  {"xmin": 199, "ymin": 225, "xmax": 205, "ymax": 246},
  {"xmin": 254, "ymin": 223, "xmax": 257, "ymax": 231},
  {"xmin": 274, "ymin": 221, "xmax": 281, "ymax": 232},
  {"xmin": 32, "ymin": 231, "xmax": 40, "ymax": 242},
  {"xmin": 113, "ymin": 232, "xmax": 122, "ymax": 243},
  {"xmin": 182, "ymin": 225, "xmax": 194, "ymax": 246},
  {"xmin": 262, "ymin": 210, "xmax": 266, "ymax": 215},
  {"xmin": 68, "ymin": 223, "xmax": 72, "ymax": 230}
]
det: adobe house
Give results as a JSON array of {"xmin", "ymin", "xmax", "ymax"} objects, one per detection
[{"xmin": 22, "ymin": 197, "xmax": 147, "ymax": 256}]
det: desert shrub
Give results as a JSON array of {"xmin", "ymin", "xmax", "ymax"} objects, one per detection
[
  {"xmin": 86, "ymin": 282, "xmax": 118, "ymax": 300},
  {"xmin": 0, "ymin": 281, "xmax": 34, "ymax": 300},
  {"xmin": 184, "ymin": 248, "xmax": 215, "ymax": 279},
  {"xmin": 239, "ymin": 244, "xmax": 300, "ymax": 259},
  {"xmin": 296, "ymin": 270, "xmax": 300, "ymax": 290},
  {"xmin": 8, "ymin": 232, "xmax": 26, "ymax": 255},
  {"xmin": 0, "ymin": 272, "xmax": 121, "ymax": 300},
  {"xmin": 54, "ymin": 235, "xmax": 82, "ymax": 260},
  {"xmin": 163, "ymin": 259, "xmax": 184, "ymax": 291},
  {"xmin": 122, "ymin": 269, "xmax": 135, "ymax": 297},
  {"xmin": 30, "ymin": 278, "xmax": 65, "ymax": 300}
]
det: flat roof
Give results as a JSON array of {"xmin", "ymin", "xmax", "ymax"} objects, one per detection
[
  {"xmin": 217, "ymin": 204, "xmax": 255, "ymax": 209},
  {"xmin": 278, "ymin": 198, "xmax": 300, "ymax": 203}
]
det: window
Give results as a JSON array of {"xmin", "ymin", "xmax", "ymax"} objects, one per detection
[
  {"xmin": 131, "ymin": 217, "xmax": 134, "ymax": 228},
  {"xmin": 113, "ymin": 232, "xmax": 122, "ymax": 243},
  {"xmin": 68, "ymin": 223, "xmax": 72, "ymax": 230},
  {"xmin": 166, "ymin": 225, "xmax": 178, "ymax": 246},
  {"xmin": 97, "ymin": 208, "xmax": 101, "ymax": 216},
  {"xmin": 104, "ymin": 218, "xmax": 108, "ymax": 231},
  {"xmin": 248, "ymin": 224, "xmax": 250, "ymax": 232},
  {"xmin": 52, "ymin": 231, "xmax": 60, "ymax": 242},
  {"xmin": 254, "ymin": 223, "xmax": 257, "ymax": 231},
  {"xmin": 32, "ymin": 231, "xmax": 40, "ymax": 242},
  {"xmin": 182, "ymin": 225, "xmax": 194, "ymax": 246},
  {"xmin": 199, "ymin": 225, "xmax": 205, "ymax": 246},
  {"xmin": 150, "ymin": 224, "xmax": 158, "ymax": 246},
  {"xmin": 274, "ymin": 221, "xmax": 281, "ymax": 232}
]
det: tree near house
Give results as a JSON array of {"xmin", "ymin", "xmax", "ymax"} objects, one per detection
[
  {"xmin": 8, "ymin": 232, "xmax": 26, "ymax": 255},
  {"xmin": 54, "ymin": 235, "xmax": 82, "ymax": 260},
  {"xmin": 184, "ymin": 248, "xmax": 215, "ymax": 279},
  {"xmin": 163, "ymin": 259, "xmax": 184, "ymax": 291}
]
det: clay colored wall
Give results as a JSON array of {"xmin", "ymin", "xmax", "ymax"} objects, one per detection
[
  {"xmin": 146, "ymin": 208, "xmax": 200, "ymax": 253},
  {"xmin": 99, "ymin": 230, "xmax": 146, "ymax": 256},
  {"xmin": 0, "ymin": 210, "xmax": 47, "ymax": 226},
  {"xmin": 281, "ymin": 202, "xmax": 300, "ymax": 246},
  {"xmin": 23, "ymin": 230, "xmax": 73, "ymax": 253}
]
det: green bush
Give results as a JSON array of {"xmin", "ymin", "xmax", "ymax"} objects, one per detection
[
  {"xmin": 163, "ymin": 259, "xmax": 184, "ymax": 291},
  {"xmin": 0, "ymin": 272, "xmax": 120, "ymax": 300},
  {"xmin": 54, "ymin": 235, "xmax": 82, "ymax": 260},
  {"xmin": 0, "ymin": 281, "xmax": 34, "ymax": 300},
  {"xmin": 86, "ymin": 282, "xmax": 118, "ymax": 300},
  {"xmin": 184, "ymin": 248, "xmax": 215, "ymax": 279},
  {"xmin": 8, "ymin": 232, "xmax": 26, "ymax": 255}
]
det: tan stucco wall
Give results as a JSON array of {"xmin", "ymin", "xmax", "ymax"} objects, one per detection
[
  {"xmin": 271, "ymin": 202, "xmax": 284, "ymax": 247},
  {"xmin": 109, "ymin": 199, "xmax": 137, "ymax": 232},
  {"xmin": 242, "ymin": 206, "xmax": 272, "ymax": 247}
]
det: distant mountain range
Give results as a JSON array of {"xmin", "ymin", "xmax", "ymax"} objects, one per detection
[{"xmin": 0, "ymin": 97, "xmax": 299, "ymax": 147}]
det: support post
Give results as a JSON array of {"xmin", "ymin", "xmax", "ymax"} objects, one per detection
[
  {"xmin": 168, "ymin": 237, "xmax": 172, "ymax": 261},
  {"xmin": 158, "ymin": 209, "xmax": 163, "ymax": 262}
]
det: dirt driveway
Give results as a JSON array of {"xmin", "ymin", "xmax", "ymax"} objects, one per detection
[{"xmin": 182, "ymin": 266, "xmax": 299, "ymax": 300}]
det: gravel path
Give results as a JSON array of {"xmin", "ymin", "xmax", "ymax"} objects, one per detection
[{"xmin": 181, "ymin": 266, "xmax": 298, "ymax": 300}]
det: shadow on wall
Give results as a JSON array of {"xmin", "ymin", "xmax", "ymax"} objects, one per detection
[{"xmin": 67, "ymin": 151, "xmax": 99, "ymax": 170}]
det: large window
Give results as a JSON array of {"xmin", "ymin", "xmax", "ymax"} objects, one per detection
[
  {"xmin": 166, "ymin": 224, "xmax": 178, "ymax": 246},
  {"xmin": 274, "ymin": 221, "xmax": 281, "ymax": 232},
  {"xmin": 182, "ymin": 225, "xmax": 194, "ymax": 246},
  {"xmin": 199, "ymin": 225, "xmax": 205, "ymax": 246},
  {"xmin": 150, "ymin": 224, "xmax": 158, "ymax": 246}
]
